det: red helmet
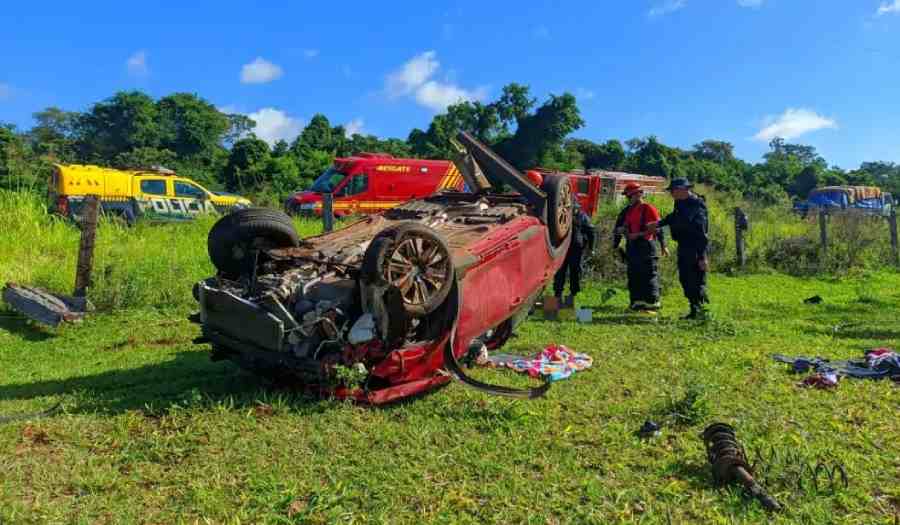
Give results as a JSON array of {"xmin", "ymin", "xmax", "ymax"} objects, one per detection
[
  {"xmin": 525, "ymin": 170, "xmax": 544, "ymax": 187},
  {"xmin": 623, "ymin": 182, "xmax": 642, "ymax": 197}
]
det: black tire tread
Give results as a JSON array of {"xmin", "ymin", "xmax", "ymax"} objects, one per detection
[{"xmin": 208, "ymin": 208, "xmax": 299, "ymax": 276}]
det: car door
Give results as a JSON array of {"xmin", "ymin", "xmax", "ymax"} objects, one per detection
[
  {"xmin": 335, "ymin": 174, "xmax": 369, "ymax": 215},
  {"xmin": 173, "ymin": 179, "xmax": 210, "ymax": 217},
  {"xmin": 136, "ymin": 177, "xmax": 173, "ymax": 219}
]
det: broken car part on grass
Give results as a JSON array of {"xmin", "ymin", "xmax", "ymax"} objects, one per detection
[
  {"xmin": 702, "ymin": 423, "xmax": 783, "ymax": 512},
  {"xmin": 192, "ymin": 132, "xmax": 575, "ymax": 403},
  {"xmin": 2, "ymin": 196, "xmax": 99, "ymax": 327}
]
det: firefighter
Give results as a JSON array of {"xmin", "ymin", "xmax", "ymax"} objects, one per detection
[
  {"xmin": 554, "ymin": 200, "xmax": 597, "ymax": 306},
  {"xmin": 648, "ymin": 178, "xmax": 710, "ymax": 319},
  {"xmin": 613, "ymin": 182, "xmax": 668, "ymax": 311}
]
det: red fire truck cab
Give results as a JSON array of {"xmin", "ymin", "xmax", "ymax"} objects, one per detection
[{"xmin": 285, "ymin": 153, "xmax": 464, "ymax": 216}]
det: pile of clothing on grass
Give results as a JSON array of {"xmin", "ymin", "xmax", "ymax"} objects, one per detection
[
  {"xmin": 476, "ymin": 344, "xmax": 593, "ymax": 382},
  {"xmin": 773, "ymin": 348, "xmax": 900, "ymax": 389}
]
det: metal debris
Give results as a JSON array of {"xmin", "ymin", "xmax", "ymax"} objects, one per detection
[{"xmin": 702, "ymin": 423, "xmax": 782, "ymax": 512}]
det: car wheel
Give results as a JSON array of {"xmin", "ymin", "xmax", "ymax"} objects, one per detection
[
  {"xmin": 542, "ymin": 174, "xmax": 574, "ymax": 247},
  {"xmin": 208, "ymin": 208, "xmax": 299, "ymax": 276},
  {"xmin": 361, "ymin": 223, "xmax": 454, "ymax": 317}
]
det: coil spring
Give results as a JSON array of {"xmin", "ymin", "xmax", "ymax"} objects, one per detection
[{"xmin": 750, "ymin": 446, "xmax": 848, "ymax": 494}]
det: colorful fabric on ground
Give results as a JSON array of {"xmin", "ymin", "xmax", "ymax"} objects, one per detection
[
  {"xmin": 484, "ymin": 345, "xmax": 592, "ymax": 382},
  {"xmin": 773, "ymin": 348, "xmax": 900, "ymax": 388}
]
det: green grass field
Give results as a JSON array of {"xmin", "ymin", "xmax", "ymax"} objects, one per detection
[{"xmin": 1, "ymin": 191, "xmax": 898, "ymax": 524}]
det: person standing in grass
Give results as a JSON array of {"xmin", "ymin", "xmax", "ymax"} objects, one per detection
[
  {"xmin": 613, "ymin": 182, "xmax": 668, "ymax": 311},
  {"xmin": 648, "ymin": 178, "xmax": 710, "ymax": 319},
  {"xmin": 553, "ymin": 200, "xmax": 596, "ymax": 306}
]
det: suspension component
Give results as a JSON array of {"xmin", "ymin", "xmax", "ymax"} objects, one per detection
[{"xmin": 702, "ymin": 423, "xmax": 783, "ymax": 512}]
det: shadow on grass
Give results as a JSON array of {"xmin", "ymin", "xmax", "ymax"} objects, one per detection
[
  {"xmin": 0, "ymin": 314, "xmax": 56, "ymax": 342},
  {"xmin": 664, "ymin": 460, "xmax": 713, "ymax": 492},
  {"xmin": 0, "ymin": 350, "xmax": 319, "ymax": 415},
  {"xmin": 802, "ymin": 325, "xmax": 900, "ymax": 341},
  {"xmin": 0, "ymin": 349, "xmax": 458, "ymax": 417}
]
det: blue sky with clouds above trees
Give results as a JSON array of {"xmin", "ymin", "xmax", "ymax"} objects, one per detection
[{"xmin": 1, "ymin": 0, "xmax": 898, "ymax": 168}]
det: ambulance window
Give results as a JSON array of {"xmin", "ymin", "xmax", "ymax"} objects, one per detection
[
  {"xmin": 175, "ymin": 181, "xmax": 206, "ymax": 199},
  {"xmin": 342, "ymin": 175, "xmax": 368, "ymax": 196},
  {"xmin": 141, "ymin": 179, "xmax": 167, "ymax": 196}
]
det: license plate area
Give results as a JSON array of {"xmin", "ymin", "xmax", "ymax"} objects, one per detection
[{"xmin": 200, "ymin": 285, "xmax": 285, "ymax": 351}]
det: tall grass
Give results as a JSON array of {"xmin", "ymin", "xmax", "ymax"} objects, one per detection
[
  {"xmin": 589, "ymin": 186, "xmax": 897, "ymax": 280},
  {"xmin": 0, "ymin": 191, "xmax": 323, "ymax": 311},
  {"xmin": 1, "ymin": 188, "xmax": 895, "ymax": 313}
]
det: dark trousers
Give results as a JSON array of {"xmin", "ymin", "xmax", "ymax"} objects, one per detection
[
  {"xmin": 677, "ymin": 249, "xmax": 709, "ymax": 307},
  {"xmin": 626, "ymin": 239, "xmax": 660, "ymax": 305},
  {"xmin": 554, "ymin": 245, "xmax": 584, "ymax": 297}
]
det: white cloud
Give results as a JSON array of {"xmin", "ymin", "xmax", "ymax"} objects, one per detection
[
  {"xmin": 303, "ymin": 49, "xmax": 319, "ymax": 59},
  {"xmin": 737, "ymin": 0, "xmax": 763, "ymax": 7},
  {"xmin": 533, "ymin": 25, "xmax": 550, "ymax": 39},
  {"xmin": 0, "ymin": 83, "xmax": 10, "ymax": 100},
  {"xmin": 753, "ymin": 108, "xmax": 838, "ymax": 142},
  {"xmin": 415, "ymin": 81, "xmax": 487, "ymax": 112},
  {"xmin": 649, "ymin": 0, "xmax": 686, "ymax": 17},
  {"xmin": 877, "ymin": 0, "xmax": 900, "ymax": 15},
  {"xmin": 344, "ymin": 118, "xmax": 365, "ymax": 137},
  {"xmin": 386, "ymin": 51, "xmax": 441, "ymax": 97},
  {"xmin": 240, "ymin": 57, "xmax": 283, "ymax": 84},
  {"xmin": 576, "ymin": 88, "xmax": 595, "ymax": 100},
  {"xmin": 385, "ymin": 51, "xmax": 485, "ymax": 112},
  {"xmin": 126, "ymin": 51, "xmax": 149, "ymax": 77},
  {"xmin": 245, "ymin": 107, "xmax": 303, "ymax": 145}
]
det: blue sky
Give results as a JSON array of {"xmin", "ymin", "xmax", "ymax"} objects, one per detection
[{"xmin": 1, "ymin": 0, "xmax": 898, "ymax": 169}]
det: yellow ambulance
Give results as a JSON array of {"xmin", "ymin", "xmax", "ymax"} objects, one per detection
[{"xmin": 49, "ymin": 164, "xmax": 251, "ymax": 223}]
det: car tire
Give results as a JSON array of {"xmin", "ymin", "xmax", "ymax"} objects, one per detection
[
  {"xmin": 542, "ymin": 174, "xmax": 574, "ymax": 247},
  {"xmin": 208, "ymin": 208, "xmax": 299, "ymax": 276},
  {"xmin": 361, "ymin": 222, "xmax": 454, "ymax": 317}
]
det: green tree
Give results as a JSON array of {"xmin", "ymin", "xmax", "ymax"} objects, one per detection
[
  {"xmin": 789, "ymin": 165, "xmax": 820, "ymax": 198},
  {"xmin": 624, "ymin": 136, "xmax": 680, "ymax": 179},
  {"xmin": 495, "ymin": 92, "xmax": 584, "ymax": 169},
  {"xmin": 157, "ymin": 93, "xmax": 229, "ymax": 159},
  {"xmin": 76, "ymin": 91, "xmax": 160, "ymax": 162},
  {"xmin": 292, "ymin": 114, "xmax": 334, "ymax": 154},
  {"xmin": 267, "ymin": 155, "xmax": 303, "ymax": 195},
  {"xmin": 691, "ymin": 140, "xmax": 735, "ymax": 164},
  {"xmin": 224, "ymin": 137, "xmax": 271, "ymax": 192},
  {"xmin": 223, "ymin": 114, "xmax": 256, "ymax": 146},
  {"xmin": 28, "ymin": 107, "xmax": 80, "ymax": 162},
  {"xmin": 0, "ymin": 125, "xmax": 48, "ymax": 193},
  {"xmin": 296, "ymin": 149, "xmax": 334, "ymax": 189},
  {"xmin": 113, "ymin": 147, "xmax": 178, "ymax": 170}
]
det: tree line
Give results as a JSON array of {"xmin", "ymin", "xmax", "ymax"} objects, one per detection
[{"xmin": 2, "ymin": 83, "xmax": 898, "ymax": 204}]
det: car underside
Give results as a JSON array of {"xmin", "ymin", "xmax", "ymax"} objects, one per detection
[{"xmin": 192, "ymin": 132, "xmax": 574, "ymax": 403}]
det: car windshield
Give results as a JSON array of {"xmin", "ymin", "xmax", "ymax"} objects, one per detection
[{"xmin": 310, "ymin": 168, "xmax": 348, "ymax": 193}]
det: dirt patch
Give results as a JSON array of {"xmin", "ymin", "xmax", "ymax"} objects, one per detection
[
  {"xmin": 102, "ymin": 336, "xmax": 188, "ymax": 351},
  {"xmin": 21, "ymin": 425, "xmax": 51, "ymax": 445}
]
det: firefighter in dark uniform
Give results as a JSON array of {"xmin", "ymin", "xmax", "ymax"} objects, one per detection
[
  {"xmin": 553, "ymin": 201, "xmax": 597, "ymax": 306},
  {"xmin": 648, "ymin": 178, "xmax": 710, "ymax": 319},
  {"xmin": 613, "ymin": 182, "xmax": 668, "ymax": 311}
]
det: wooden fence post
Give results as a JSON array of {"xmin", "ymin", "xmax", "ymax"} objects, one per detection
[
  {"xmin": 322, "ymin": 192, "xmax": 334, "ymax": 233},
  {"xmin": 74, "ymin": 196, "xmax": 100, "ymax": 297},
  {"xmin": 734, "ymin": 207, "xmax": 747, "ymax": 268},
  {"xmin": 818, "ymin": 209, "xmax": 828, "ymax": 255},
  {"xmin": 889, "ymin": 209, "xmax": 899, "ymax": 266}
]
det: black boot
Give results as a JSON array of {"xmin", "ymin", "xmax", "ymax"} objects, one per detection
[{"xmin": 682, "ymin": 304, "xmax": 700, "ymax": 320}]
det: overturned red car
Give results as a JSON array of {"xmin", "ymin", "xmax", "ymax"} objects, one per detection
[{"xmin": 192, "ymin": 132, "xmax": 574, "ymax": 403}]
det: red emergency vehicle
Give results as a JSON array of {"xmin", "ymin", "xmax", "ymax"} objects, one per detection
[{"xmin": 285, "ymin": 153, "xmax": 464, "ymax": 216}]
